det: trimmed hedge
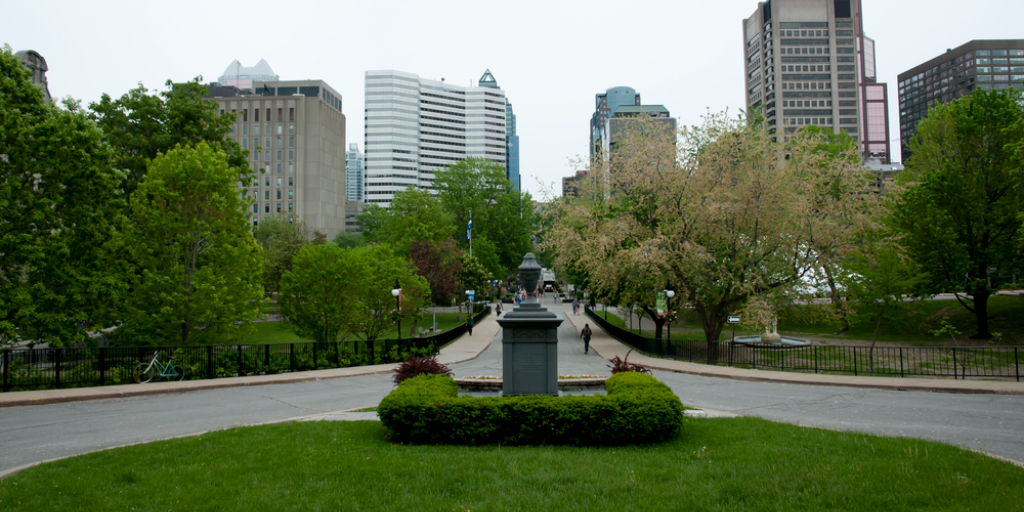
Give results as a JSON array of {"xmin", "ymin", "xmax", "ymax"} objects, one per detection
[{"xmin": 377, "ymin": 372, "xmax": 683, "ymax": 446}]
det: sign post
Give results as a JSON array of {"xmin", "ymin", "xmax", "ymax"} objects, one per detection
[{"xmin": 727, "ymin": 315, "xmax": 741, "ymax": 342}]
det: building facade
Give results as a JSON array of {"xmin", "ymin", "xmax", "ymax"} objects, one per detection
[
  {"xmin": 346, "ymin": 143, "xmax": 364, "ymax": 202},
  {"xmin": 743, "ymin": 0, "xmax": 891, "ymax": 164},
  {"xmin": 207, "ymin": 77, "xmax": 347, "ymax": 239},
  {"xmin": 600, "ymin": 105, "xmax": 676, "ymax": 158},
  {"xmin": 15, "ymin": 50, "xmax": 51, "ymax": 103},
  {"xmin": 479, "ymin": 69, "xmax": 521, "ymax": 191},
  {"xmin": 590, "ymin": 86, "xmax": 641, "ymax": 159},
  {"xmin": 897, "ymin": 40, "xmax": 1024, "ymax": 162},
  {"xmin": 364, "ymin": 69, "xmax": 508, "ymax": 208}
]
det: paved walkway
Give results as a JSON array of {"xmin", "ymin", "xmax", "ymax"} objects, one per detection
[{"xmin": 565, "ymin": 311, "xmax": 1024, "ymax": 396}]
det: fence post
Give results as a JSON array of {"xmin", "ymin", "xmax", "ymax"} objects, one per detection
[
  {"xmin": 899, "ymin": 347, "xmax": 904, "ymax": 378},
  {"xmin": 853, "ymin": 348, "xmax": 857, "ymax": 377},
  {"xmin": 313, "ymin": 342, "xmax": 318, "ymax": 370},
  {"xmin": 290, "ymin": 343, "xmax": 295, "ymax": 373},
  {"xmin": 1015, "ymin": 347, "xmax": 1019, "ymax": 383},
  {"xmin": 334, "ymin": 341, "xmax": 340, "ymax": 368},
  {"xmin": 814, "ymin": 346, "xmax": 818, "ymax": 374},
  {"xmin": 264, "ymin": 345, "xmax": 270, "ymax": 373},
  {"xmin": 728, "ymin": 342, "xmax": 733, "ymax": 367},
  {"xmin": 99, "ymin": 348, "xmax": 106, "ymax": 387},
  {"xmin": 55, "ymin": 348, "xmax": 62, "ymax": 389},
  {"xmin": 952, "ymin": 348, "xmax": 957, "ymax": 380},
  {"xmin": 2, "ymin": 350, "xmax": 9, "ymax": 389},
  {"xmin": 237, "ymin": 345, "xmax": 243, "ymax": 377},
  {"xmin": 207, "ymin": 345, "xmax": 214, "ymax": 379}
]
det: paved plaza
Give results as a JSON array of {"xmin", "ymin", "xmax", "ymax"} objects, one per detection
[{"xmin": 2, "ymin": 299, "xmax": 1024, "ymax": 478}]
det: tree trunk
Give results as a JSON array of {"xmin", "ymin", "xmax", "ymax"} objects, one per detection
[
  {"xmin": 971, "ymin": 287, "xmax": 991, "ymax": 339},
  {"xmin": 870, "ymin": 305, "xmax": 884, "ymax": 375},
  {"xmin": 823, "ymin": 264, "xmax": 849, "ymax": 332},
  {"xmin": 642, "ymin": 308, "xmax": 667, "ymax": 341}
]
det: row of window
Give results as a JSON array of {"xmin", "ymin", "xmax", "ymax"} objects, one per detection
[
  {"xmin": 253, "ymin": 203, "xmax": 294, "ymax": 215},
  {"xmin": 253, "ymin": 150, "xmax": 296, "ymax": 161},
  {"xmin": 782, "ymin": 100, "xmax": 834, "ymax": 108},
  {"xmin": 221, "ymin": 107, "xmax": 295, "ymax": 123},
  {"xmin": 251, "ymin": 189, "xmax": 295, "ymax": 200},
  {"xmin": 254, "ymin": 176, "xmax": 294, "ymax": 187}
]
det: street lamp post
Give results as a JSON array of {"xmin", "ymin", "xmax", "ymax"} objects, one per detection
[
  {"xmin": 665, "ymin": 287, "xmax": 676, "ymax": 355},
  {"xmin": 391, "ymin": 279, "xmax": 402, "ymax": 342}
]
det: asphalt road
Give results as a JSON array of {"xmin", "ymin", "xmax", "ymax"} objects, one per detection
[{"xmin": 2, "ymin": 300, "xmax": 1022, "ymax": 474}]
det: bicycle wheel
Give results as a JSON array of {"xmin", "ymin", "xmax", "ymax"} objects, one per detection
[
  {"xmin": 169, "ymin": 364, "xmax": 186, "ymax": 381},
  {"xmin": 132, "ymin": 363, "xmax": 154, "ymax": 384}
]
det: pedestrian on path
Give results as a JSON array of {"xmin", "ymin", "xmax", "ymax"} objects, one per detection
[
  {"xmin": 468, "ymin": 315, "xmax": 474, "ymax": 336},
  {"xmin": 580, "ymin": 324, "xmax": 592, "ymax": 355},
  {"xmin": 572, "ymin": 298, "xmax": 579, "ymax": 315},
  {"xmin": 496, "ymin": 303, "xmax": 503, "ymax": 317}
]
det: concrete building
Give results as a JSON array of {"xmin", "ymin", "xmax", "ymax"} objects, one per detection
[
  {"xmin": 217, "ymin": 59, "xmax": 279, "ymax": 91},
  {"xmin": 590, "ymin": 87, "xmax": 641, "ymax": 159},
  {"xmin": 15, "ymin": 50, "xmax": 51, "ymax": 103},
  {"xmin": 346, "ymin": 143, "xmax": 364, "ymax": 202},
  {"xmin": 743, "ymin": 0, "xmax": 891, "ymax": 164},
  {"xmin": 207, "ymin": 75, "xmax": 347, "ymax": 239},
  {"xmin": 479, "ymin": 69, "xmax": 521, "ymax": 191},
  {"xmin": 601, "ymin": 105, "xmax": 676, "ymax": 159},
  {"xmin": 562, "ymin": 170, "xmax": 589, "ymax": 197},
  {"xmin": 897, "ymin": 40, "xmax": 1024, "ymax": 162},
  {"xmin": 364, "ymin": 69, "xmax": 508, "ymax": 208}
]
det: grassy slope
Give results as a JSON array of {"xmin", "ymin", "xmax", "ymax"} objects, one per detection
[
  {"xmin": 605, "ymin": 297, "xmax": 1024, "ymax": 345},
  {"xmin": 1, "ymin": 419, "xmax": 1021, "ymax": 511}
]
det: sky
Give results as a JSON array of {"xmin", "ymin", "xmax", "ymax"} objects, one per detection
[{"xmin": 6, "ymin": 0, "xmax": 1022, "ymax": 200}]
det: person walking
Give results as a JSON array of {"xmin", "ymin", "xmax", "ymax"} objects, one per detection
[
  {"xmin": 580, "ymin": 324, "xmax": 592, "ymax": 355},
  {"xmin": 468, "ymin": 314, "xmax": 474, "ymax": 336},
  {"xmin": 572, "ymin": 298, "xmax": 579, "ymax": 315}
]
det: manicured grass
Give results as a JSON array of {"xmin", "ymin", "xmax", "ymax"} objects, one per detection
[
  {"xmin": 213, "ymin": 312, "xmax": 474, "ymax": 345},
  {"xmin": 2, "ymin": 418, "xmax": 1021, "ymax": 511},
  {"xmin": 605, "ymin": 297, "xmax": 1024, "ymax": 345}
]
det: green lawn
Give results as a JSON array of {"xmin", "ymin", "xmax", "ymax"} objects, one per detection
[
  {"xmin": 2, "ymin": 418, "xmax": 1021, "ymax": 511},
  {"xmin": 603, "ymin": 297, "xmax": 1024, "ymax": 346},
  {"xmin": 215, "ymin": 312, "xmax": 473, "ymax": 345}
]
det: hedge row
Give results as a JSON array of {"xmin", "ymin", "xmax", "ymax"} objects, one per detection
[{"xmin": 377, "ymin": 372, "xmax": 684, "ymax": 445}]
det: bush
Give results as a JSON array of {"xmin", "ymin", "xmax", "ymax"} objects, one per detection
[
  {"xmin": 607, "ymin": 349, "xmax": 651, "ymax": 374},
  {"xmin": 392, "ymin": 355, "xmax": 453, "ymax": 385},
  {"xmin": 378, "ymin": 372, "xmax": 683, "ymax": 446}
]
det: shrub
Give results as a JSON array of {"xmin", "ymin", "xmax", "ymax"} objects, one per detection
[
  {"xmin": 392, "ymin": 355, "xmax": 453, "ymax": 385},
  {"xmin": 378, "ymin": 372, "xmax": 683, "ymax": 446},
  {"xmin": 607, "ymin": 349, "xmax": 651, "ymax": 374}
]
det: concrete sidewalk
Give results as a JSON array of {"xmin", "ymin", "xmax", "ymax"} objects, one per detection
[
  {"xmin": 0, "ymin": 311, "xmax": 498, "ymax": 408},
  {"xmin": 563, "ymin": 312, "xmax": 1024, "ymax": 396}
]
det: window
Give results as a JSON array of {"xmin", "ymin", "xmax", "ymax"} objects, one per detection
[
  {"xmin": 265, "ymin": 150, "xmax": 271, "ymax": 160},
  {"xmin": 277, "ymin": 137, "xmax": 282, "ymax": 147},
  {"xmin": 242, "ymin": 139, "xmax": 247, "ymax": 148},
  {"xmin": 254, "ymin": 125, "xmax": 260, "ymax": 135},
  {"xmin": 265, "ymin": 176, "xmax": 270, "ymax": 186},
  {"xmin": 289, "ymin": 137, "xmax": 293, "ymax": 147},
  {"xmin": 266, "ymin": 138, "xmax": 271, "ymax": 148},
  {"xmin": 976, "ymin": 50, "xmax": 991, "ymax": 57},
  {"xmin": 255, "ymin": 109, "xmax": 260, "ymax": 122},
  {"xmin": 276, "ymin": 190, "xmax": 281, "ymax": 199},
  {"xmin": 288, "ymin": 203, "xmax": 293, "ymax": 212},
  {"xmin": 264, "ymin": 190, "xmax": 270, "ymax": 200},
  {"xmin": 289, "ymin": 108, "xmax": 294, "ymax": 121},
  {"xmin": 265, "ymin": 204, "xmax": 270, "ymax": 213},
  {"xmin": 277, "ymin": 177, "xmax": 282, "ymax": 187},
  {"xmin": 289, "ymin": 164, "xmax": 294, "ymax": 173},
  {"xmin": 277, "ymin": 164, "xmax": 282, "ymax": 173},
  {"xmin": 252, "ymin": 204, "xmax": 257, "ymax": 213},
  {"xmin": 277, "ymin": 151, "xmax": 282, "ymax": 160},
  {"xmin": 277, "ymin": 108, "xmax": 283, "ymax": 122},
  {"xmin": 266, "ymin": 109, "xmax": 271, "ymax": 122},
  {"xmin": 289, "ymin": 124, "xmax": 294, "ymax": 134},
  {"xmin": 276, "ymin": 204, "xmax": 282, "ymax": 213},
  {"xmin": 288, "ymin": 151, "xmax": 293, "ymax": 160},
  {"xmin": 277, "ymin": 125, "xmax": 283, "ymax": 135},
  {"xmin": 288, "ymin": 190, "xmax": 294, "ymax": 199},
  {"xmin": 242, "ymin": 109, "xmax": 248, "ymax": 122},
  {"xmin": 288, "ymin": 177, "xmax": 293, "ymax": 186}
]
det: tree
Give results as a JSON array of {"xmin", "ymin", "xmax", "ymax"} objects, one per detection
[
  {"xmin": 333, "ymin": 230, "xmax": 364, "ymax": 249},
  {"xmin": 889, "ymin": 88, "xmax": 1024, "ymax": 339},
  {"xmin": 457, "ymin": 254, "xmax": 493, "ymax": 299},
  {"xmin": 355, "ymin": 187, "xmax": 455, "ymax": 254},
  {"xmin": 120, "ymin": 143, "xmax": 263, "ymax": 345},
  {"xmin": 279, "ymin": 243, "xmax": 365, "ymax": 342},
  {"xmin": 409, "ymin": 238, "xmax": 462, "ymax": 305},
  {"xmin": 840, "ymin": 234, "xmax": 925, "ymax": 373},
  {"xmin": 90, "ymin": 78, "xmax": 248, "ymax": 196},
  {"xmin": 544, "ymin": 111, "xmax": 873, "ymax": 344},
  {"xmin": 345, "ymin": 245, "xmax": 430, "ymax": 343},
  {"xmin": 255, "ymin": 214, "xmax": 317, "ymax": 295},
  {"xmin": 0, "ymin": 48, "xmax": 124, "ymax": 347}
]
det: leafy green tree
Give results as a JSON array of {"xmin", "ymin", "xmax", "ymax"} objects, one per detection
[
  {"xmin": 120, "ymin": 143, "xmax": 263, "ymax": 345},
  {"xmin": 332, "ymin": 230, "xmax": 365, "ymax": 249},
  {"xmin": 90, "ymin": 78, "xmax": 249, "ymax": 195},
  {"xmin": 890, "ymin": 88, "xmax": 1024, "ymax": 339},
  {"xmin": 434, "ymin": 157, "xmax": 537, "ymax": 273},
  {"xmin": 380, "ymin": 187, "xmax": 455, "ymax": 252},
  {"xmin": 457, "ymin": 254, "xmax": 493, "ymax": 299},
  {"xmin": 346, "ymin": 244, "xmax": 430, "ymax": 342},
  {"xmin": 255, "ymin": 214, "xmax": 317, "ymax": 295},
  {"xmin": 409, "ymin": 238, "xmax": 462, "ymax": 305},
  {"xmin": 840, "ymin": 235, "xmax": 926, "ymax": 372},
  {"xmin": 0, "ymin": 48, "xmax": 124, "ymax": 347},
  {"xmin": 279, "ymin": 243, "xmax": 365, "ymax": 342}
]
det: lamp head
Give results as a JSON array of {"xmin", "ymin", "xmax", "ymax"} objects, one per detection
[{"xmin": 666, "ymin": 290, "xmax": 676, "ymax": 298}]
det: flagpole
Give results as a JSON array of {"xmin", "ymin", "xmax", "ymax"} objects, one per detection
[{"xmin": 469, "ymin": 210, "xmax": 473, "ymax": 258}]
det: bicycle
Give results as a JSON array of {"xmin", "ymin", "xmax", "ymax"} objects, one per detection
[{"xmin": 132, "ymin": 350, "xmax": 185, "ymax": 383}]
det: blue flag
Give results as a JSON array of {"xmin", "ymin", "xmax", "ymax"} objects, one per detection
[{"xmin": 467, "ymin": 215, "xmax": 472, "ymax": 240}]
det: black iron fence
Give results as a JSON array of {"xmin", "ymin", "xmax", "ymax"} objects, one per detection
[
  {"xmin": 585, "ymin": 307, "xmax": 1021, "ymax": 381},
  {"xmin": 1, "ymin": 306, "xmax": 490, "ymax": 393}
]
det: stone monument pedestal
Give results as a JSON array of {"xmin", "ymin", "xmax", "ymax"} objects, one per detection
[{"xmin": 497, "ymin": 253, "xmax": 563, "ymax": 397}]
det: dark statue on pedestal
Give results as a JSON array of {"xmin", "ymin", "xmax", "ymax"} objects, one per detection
[{"xmin": 496, "ymin": 253, "xmax": 563, "ymax": 396}]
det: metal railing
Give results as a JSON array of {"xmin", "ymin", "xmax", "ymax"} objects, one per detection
[
  {"xmin": 585, "ymin": 307, "xmax": 1021, "ymax": 381},
  {"xmin": 1, "ymin": 306, "xmax": 490, "ymax": 392}
]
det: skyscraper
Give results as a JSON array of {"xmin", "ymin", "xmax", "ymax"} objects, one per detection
[
  {"xmin": 364, "ymin": 70, "xmax": 507, "ymax": 208},
  {"xmin": 590, "ymin": 87, "xmax": 641, "ymax": 159},
  {"xmin": 897, "ymin": 40, "xmax": 1024, "ymax": 162},
  {"xmin": 478, "ymin": 69, "xmax": 519, "ymax": 190},
  {"xmin": 346, "ymin": 143, "xmax": 364, "ymax": 202},
  {"xmin": 208, "ymin": 72, "xmax": 347, "ymax": 238},
  {"xmin": 743, "ymin": 0, "xmax": 891, "ymax": 164}
]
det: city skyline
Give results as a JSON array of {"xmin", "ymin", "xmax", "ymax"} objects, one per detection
[{"xmin": 5, "ymin": 0, "xmax": 1021, "ymax": 199}]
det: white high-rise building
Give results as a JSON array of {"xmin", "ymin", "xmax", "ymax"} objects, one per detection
[{"xmin": 364, "ymin": 70, "xmax": 507, "ymax": 208}]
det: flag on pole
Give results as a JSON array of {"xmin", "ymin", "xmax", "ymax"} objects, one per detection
[{"xmin": 467, "ymin": 214, "xmax": 472, "ymax": 240}]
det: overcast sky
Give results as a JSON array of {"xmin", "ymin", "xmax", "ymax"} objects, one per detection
[{"xmin": 6, "ymin": 0, "xmax": 1022, "ymax": 199}]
